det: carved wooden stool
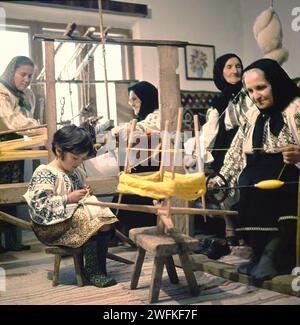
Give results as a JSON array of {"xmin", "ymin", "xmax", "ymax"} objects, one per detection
[
  {"xmin": 45, "ymin": 246, "xmax": 84, "ymax": 287},
  {"xmin": 129, "ymin": 226, "xmax": 199, "ymax": 303}
]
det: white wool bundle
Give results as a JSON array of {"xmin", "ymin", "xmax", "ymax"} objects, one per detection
[{"xmin": 253, "ymin": 7, "xmax": 288, "ymax": 65}]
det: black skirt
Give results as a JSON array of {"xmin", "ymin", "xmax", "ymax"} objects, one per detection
[{"xmin": 236, "ymin": 153, "xmax": 299, "ymax": 233}]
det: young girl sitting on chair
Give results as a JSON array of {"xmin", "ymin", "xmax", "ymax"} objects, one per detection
[{"xmin": 24, "ymin": 125, "xmax": 119, "ymax": 287}]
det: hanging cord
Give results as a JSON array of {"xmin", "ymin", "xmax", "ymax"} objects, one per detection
[
  {"xmin": 59, "ymin": 97, "xmax": 65, "ymax": 124},
  {"xmin": 277, "ymin": 164, "xmax": 286, "ymax": 180},
  {"xmin": 98, "ymin": 0, "xmax": 110, "ymax": 120},
  {"xmin": 87, "ymin": 57, "xmax": 91, "ymax": 107},
  {"xmin": 66, "ymin": 70, "xmax": 74, "ymax": 119},
  {"xmin": 270, "ymin": 0, "xmax": 274, "ymax": 8},
  {"xmin": 82, "ymin": 68, "xmax": 87, "ymax": 109}
]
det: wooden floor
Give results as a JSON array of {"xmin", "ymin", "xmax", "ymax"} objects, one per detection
[{"xmin": 1, "ymin": 231, "xmax": 300, "ymax": 305}]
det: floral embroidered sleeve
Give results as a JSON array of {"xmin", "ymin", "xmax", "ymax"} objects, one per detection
[
  {"xmin": 224, "ymin": 93, "xmax": 252, "ymax": 130},
  {"xmin": 216, "ymin": 126, "xmax": 246, "ymax": 208},
  {"xmin": 219, "ymin": 126, "xmax": 245, "ymax": 187},
  {"xmin": 24, "ymin": 169, "xmax": 72, "ymax": 225}
]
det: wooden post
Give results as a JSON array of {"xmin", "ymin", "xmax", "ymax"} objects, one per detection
[
  {"xmin": 157, "ymin": 45, "xmax": 180, "ymax": 132},
  {"xmin": 45, "ymin": 42, "xmax": 57, "ymax": 162},
  {"xmin": 158, "ymin": 46, "xmax": 191, "ymax": 234},
  {"xmin": 194, "ymin": 114, "xmax": 206, "ymax": 222}
]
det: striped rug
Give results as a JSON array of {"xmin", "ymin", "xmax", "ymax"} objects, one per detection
[{"xmin": 1, "ymin": 242, "xmax": 300, "ymax": 305}]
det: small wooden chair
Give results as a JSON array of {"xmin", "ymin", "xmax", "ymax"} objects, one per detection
[
  {"xmin": 129, "ymin": 226, "xmax": 199, "ymax": 303},
  {"xmin": 45, "ymin": 246, "xmax": 84, "ymax": 287},
  {"xmin": 45, "ymin": 244, "xmax": 134, "ymax": 287}
]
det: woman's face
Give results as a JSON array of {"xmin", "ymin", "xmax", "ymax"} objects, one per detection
[
  {"xmin": 14, "ymin": 65, "xmax": 34, "ymax": 91},
  {"xmin": 244, "ymin": 69, "xmax": 274, "ymax": 110},
  {"xmin": 223, "ymin": 57, "xmax": 242, "ymax": 85},
  {"xmin": 128, "ymin": 90, "xmax": 142, "ymax": 115},
  {"xmin": 56, "ymin": 151, "xmax": 89, "ymax": 173}
]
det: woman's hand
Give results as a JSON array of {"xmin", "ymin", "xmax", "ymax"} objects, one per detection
[
  {"xmin": 278, "ymin": 145, "xmax": 300, "ymax": 165},
  {"xmin": 34, "ymin": 127, "xmax": 47, "ymax": 136},
  {"xmin": 67, "ymin": 188, "xmax": 89, "ymax": 203}
]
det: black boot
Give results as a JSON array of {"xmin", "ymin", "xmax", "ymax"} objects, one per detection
[
  {"xmin": 276, "ymin": 220, "xmax": 296, "ymax": 274},
  {"xmin": 0, "ymin": 244, "xmax": 7, "ymax": 253},
  {"xmin": 83, "ymin": 235, "xmax": 117, "ymax": 288},
  {"xmin": 237, "ymin": 256, "xmax": 259, "ymax": 276},
  {"xmin": 251, "ymin": 237, "xmax": 280, "ymax": 282},
  {"xmin": 237, "ymin": 231, "xmax": 266, "ymax": 276},
  {"xmin": 96, "ymin": 230, "xmax": 112, "ymax": 276},
  {"xmin": 4, "ymin": 224, "xmax": 30, "ymax": 251}
]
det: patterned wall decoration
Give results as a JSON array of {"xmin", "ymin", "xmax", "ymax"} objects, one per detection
[{"xmin": 180, "ymin": 90, "xmax": 220, "ymax": 130}]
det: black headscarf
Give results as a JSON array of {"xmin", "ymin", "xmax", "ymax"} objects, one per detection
[
  {"xmin": 210, "ymin": 53, "xmax": 243, "ymax": 172},
  {"xmin": 128, "ymin": 81, "xmax": 158, "ymax": 121},
  {"xmin": 0, "ymin": 56, "xmax": 34, "ymax": 112},
  {"xmin": 243, "ymin": 58, "xmax": 300, "ymax": 150},
  {"xmin": 212, "ymin": 53, "xmax": 243, "ymax": 114}
]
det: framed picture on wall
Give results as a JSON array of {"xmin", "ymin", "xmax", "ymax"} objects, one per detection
[{"xmin": 184, "ymin": 44, "xmax": 215, "ymax": 80}]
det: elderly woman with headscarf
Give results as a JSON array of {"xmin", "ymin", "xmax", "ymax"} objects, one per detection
[
  {"xmin": 215, "ymin": 58, "xmax": 300, "ymax": 282},
  {"xmin": 184, "ymin": 54, "xmax": 250, "ymax": 248},
  {"xmin": 113, "ymin": 81, "xmax": 160, "ymax": 141},
  {"xmin": 203, "ymin": 53, "xmax": 248, "ymax": 172},
  {"xmin": 110, "ymin": 81, "xmax": 160, "ymax": 236},
  {"xmin": 0, "ymin": 56, "xmax": 46, "ymax": 252},
  {"xmin": 185, "ymin": 53, "xmax": 249, "ymax": 174}
]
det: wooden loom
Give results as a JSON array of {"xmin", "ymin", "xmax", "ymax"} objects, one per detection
[{"xmin": 84, "ymin": 107, "xmax": 238, "ymax": 234}]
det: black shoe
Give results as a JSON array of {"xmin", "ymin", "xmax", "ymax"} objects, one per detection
[
  {"xmin": 251, "ymin": 256, "xmax": 277, "ymax": 282},
  {"xmin": 237, "ymin": 259, "xmax": 258, "ymax": 276},
  {"xmin": 226, "ymin": 236, "xmax": 239, "ymax": 246},
  {"xmin": 6, "ymin": 244, "xmax": 31, "ymax": 251},
  {"xmin": 205, "ymin": 238, "xmax": 231, "ymax": 260},
  {"xmin": 0, "ymin": 245, "xmax": 7, "ymax": 253},
  {"xmin": 250, "ymin": 238, "xmax": 280, "ymax": 282},
  {"xmin": 195, "ymin": 237, "xmax": 211, "ymax": 254}
]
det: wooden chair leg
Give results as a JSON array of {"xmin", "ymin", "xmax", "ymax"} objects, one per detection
[
  {"xmin": 73, "ymin": 254, "xmax": 84, "ymax": 287},
  {"xmin": 53, "ymin": 254, "xmax": 61, "ymax": 286},
  {"xmin": 130, "ymin": 247, "xmax": 146, "ymax": 289},
  {"xmin": 107, "ymin": 252, "xmax": 134, "ymax": 265},
  {"xmin": 149, "ymin": 256, "xmax": 165, "ymax": 303},
  {"xmin": 165, "ymin": 256, "xmax": 179, "ymax": 284},
  {"xmin": 115, "ymin": 229, "xmax": 136, "ymax": 247},
  {"xmin": 178, "ymin": 252, "xmax": 199, "ymax": 296}
]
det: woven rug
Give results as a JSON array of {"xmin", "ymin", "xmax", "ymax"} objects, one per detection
[{"xmin": 1, "ymin": 242, "xmax": 300, "ymax": 305}]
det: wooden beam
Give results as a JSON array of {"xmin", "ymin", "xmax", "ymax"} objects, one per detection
[
  {"xmin": 14, "ymin": 0, "xmax": 148, "ymax": 17},
  {"xmin": 33, "ymin": 34, "xmax": 188, "ymax": 48},
  {"xmin": 85, "ymin": 200, "xmax": 238, "ymax": 216},
  {"xmin": 0, "ymin": 176, "xmax": 119, "ymax": 204},
  {"xmin": 45, "ymin": 41, "xmax": 57, "ymax": 162},
  {"xmin": 0, "ymin": 211, "xmax": 31, "ymax": 230}
]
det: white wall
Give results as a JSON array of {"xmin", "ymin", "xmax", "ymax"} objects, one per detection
[
  {"xmin": 240, "ymin": 0, "xmax": 300, "ymax": 78},
  {"xmin": 1, "ymin": 0, "xmax": 300, "ymax": 89},
  {"xmin": 128, "ymin": 0, "xmax": 243, "ymax": 91},
  {"xmin": 124, "ymin": 0, "xmax": 300, "ymax": 89}
]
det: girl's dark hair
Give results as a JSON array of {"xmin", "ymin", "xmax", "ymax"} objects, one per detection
[{"xmin": 52, "ymin": 124, "xmax": 93, "ymax": 159}]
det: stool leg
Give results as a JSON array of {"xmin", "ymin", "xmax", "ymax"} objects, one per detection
[
  {"xmin": 73, "ymin": 254, "xmax": 84, "ymax": 287},
  {"xmin": 149, "ymin": 256, "xmax": 164, "ymax": 303},
  {"xmin": 165, "ymin": 256, "xmax": 179, "ymax": 284},
  {"xmin": 178, "ymin": 252, "xmax": 199, "ymax": 296},
  {"xmin": 130, "ymin": 247, "xmax": 146, "ymax": 289},
  {"xmin": 53, "ymin": 254, "xmax": 61, "ymax": 286}
]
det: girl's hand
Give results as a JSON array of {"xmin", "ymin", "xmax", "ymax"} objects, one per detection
[
  {"xmin": 67, "ymin": 188, "xmax": 89, "ymax": 203},
  {"xmin": 278, "ymin": 145, "xmax": 300, "ymax": 165}
]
